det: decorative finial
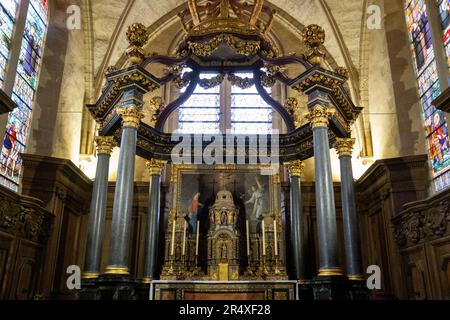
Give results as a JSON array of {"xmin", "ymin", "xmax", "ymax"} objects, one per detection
[
  {"xmin": 125, "ymin": 23, "xmax": 149, "ymax": 64},
  {"xmin": 302, "ymin": 24, "xmax": 326, "ymax": 65}
]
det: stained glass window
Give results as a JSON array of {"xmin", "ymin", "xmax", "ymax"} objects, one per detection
[
  {"xmin": 230, "ymin": 73, "xmax": 273, "ymax": 134},
  {"xmin": 0, "ymin": 0, "xmax": 19, "ymax": 88},
  {"xmin": 405, "ymin": 0, "xmax": 450, "ymax": 191},
  {"xmin": 438, "ymin": 0, "xmax": 450, "ymax": 69},
  {"xmin": 0, "ymin": 0, "xmax": 48, "ymax": 191},
  {"xmin": 178, "ymin": 73, "xmax": 221, "ymax": 134}
]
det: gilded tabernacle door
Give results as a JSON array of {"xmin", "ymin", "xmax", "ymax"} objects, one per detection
[{"xmin": 160, "ymin": 165, "xmax": 287, "ymax": 281}]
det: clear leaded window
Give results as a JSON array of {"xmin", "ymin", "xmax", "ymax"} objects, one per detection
[
  {"xmin": 178, "ymin": 73, "xmax": 222, "ymax": 134},
  {"xmin": 230, "ymin": 72, "xmax": 273, "ymax": 135},
  {"xmin": 178, "ymin": 71, "xmax": 274, "ymax": 135}
]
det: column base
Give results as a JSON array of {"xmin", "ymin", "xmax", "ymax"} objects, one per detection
[
  {"xmin": 79, "ymin": 275, "xmax": 139, "ymax": 300},
  {"xmin": 309, "ymin": 276, "xmax": 370, "ymax": 300},
  {"xmin": 348, "ymin": 274, "xmax": 365, "ymax": 281},
  {"xmin": 104, "ymin": 266, "xmax": 130, "ymax": 276},
  {"xmin": 141, "ymin": 277, "xmax": 152, "ymax": 284},
  {"xmin": 318, "ymin": 268, "xmax": 344, "ymax": 277},
  {"xmin": 82, "ymin": 272, "xmax": 100, "ymax": 279}
]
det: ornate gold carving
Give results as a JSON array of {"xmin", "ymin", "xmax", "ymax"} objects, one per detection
[
  {"xmin": 260, "ymin": 73, "xmax": 276, "ymax": 88},
  {"xmin": 284, "ymin": 97, "xmax": 303, "ymax": 128},
  {"xmin": 148, "ymin": 97, "xmax": 166, "ymax": 127},
  {"xmin": 104, "ymin": 65, "xmax": 118, "ymax": 77},
  {"xmin": 188, "ymin": 34, "xmax": 260, "ymax": 57},
  {"xmin": 306, "ymin": 106, "xmax": 336, "ymax": 129},
  {"xmin": 335, "ymin": 138, "xmax": 356, "ymax": 158},
  {"xmin": 116, "ymin": 106, "xmax": 145, "ymax": 128},
  {"xmin": 199, "ymin": 73, "xmax": 225, "ymax": 89},
  {"xmin": 335, "ymin": 67, "xmax": 349, "ymax": 81},
  {"xmin": 318, "ymin": 268, "xmax": 343, "ymax": 277},
  {"xmin": 146, "ymin": 159, "xmax": 167, "ymax": 176},
  {"xmin": 302, "ymin": 24, "xmax": 326, "ymax": 65},
  {"xmin": 104, "ymin": 267, "xmax": 130, "ymax": 275},
  {"xmin": 126, "ymin": 23, "xmax": 149, "ymax": 64},
  {"xmin": 95, "ymin": 136, "xmax": 115, "ymax": 155},
  {"xmin": 181, "ymin": 0, "xmax": 273, "ymax": 37},
  {"xmin": 285, "ymin": 160, "xmax": 305, "ymax": 178},
  {"xmin": 228, "ymin": 73, "xmax": 254, "ymax": 89}
]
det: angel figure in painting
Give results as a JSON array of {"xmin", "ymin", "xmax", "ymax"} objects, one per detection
[
  {"xmin": 184, "ymin": 192, "xmax": 204, "ymax": 234},
  {"xmin": 245, "ymin": 177, "xmax": 265, "ymax": 220}
]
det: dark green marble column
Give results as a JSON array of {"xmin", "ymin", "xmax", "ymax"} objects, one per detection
[
  {"xmin": 143, "ymin": 160, "xmax": 166, "ymax": 283},
  {"xmin": 287, "ymin": 160, "xmax": 306, "ymax": 282},
  {"xmin": 335, "ymin": 138, "xmax": 363, "ymax": 280},
  {"xmin": 83, "ymin": 136, "xmax": 115, "ymax": 279},
  {"xmin": 309, "ymin": 105, "xmax": 343, "ymax": 277},
  {"xmin": 105, "ymin": 91, "xmax": 144, "ymax": 276}
]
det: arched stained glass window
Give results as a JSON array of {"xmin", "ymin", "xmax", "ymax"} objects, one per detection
[
  {"xmin": 0, "ymin": 0, "xmax": 19, "ymax": 88},
  {"xmin": 0, "ymin": 0, "xmax": 48, "ymax": 191},
  {"xmin": 437, "ymin": 0, "xmax": 450, "ymax": 69},
  {"xmin": 405, "ymin": 0, "xmax": 450, "ymax": 191}
]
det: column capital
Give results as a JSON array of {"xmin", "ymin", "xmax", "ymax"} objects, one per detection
[
  {"xmin": 335, "ymin": 138, "xmax": 356, "ymax": 158},
  {"xmin": 286, "ymin": 160, "xmax": 305, "ymax": 178},
  {"xmin": 306, "ymin": 105, "xmax": 336, "ymax": 129},
  {"xmin": 117, "ymin": 106, "xmax": 145, "ymax": 128},
  {"xmin": 95, "ymin": 136, "xmax": 116, "ymax": 155},
  {"xmin": 146, "ymin": 159, "xmax": 167, "ymax": 176}
]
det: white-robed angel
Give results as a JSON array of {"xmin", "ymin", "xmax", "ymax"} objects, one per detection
[{"xmin": 245, "ymin": 177, "xmax": 265, "ymax": 219}]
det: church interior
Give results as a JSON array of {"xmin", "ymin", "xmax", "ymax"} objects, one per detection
[{"xmin": 1, "ymin": 0, "xmax": 450, "ymax": 301}]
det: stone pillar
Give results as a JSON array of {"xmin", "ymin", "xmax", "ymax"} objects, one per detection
[
  {"xmin": 83, "ymin": 136, "xmax": 115, "ymax": 279},
  {"xmin": 308, "ymin": 105, "xmax": 342, "ymax": 277},
  {"xmin": 143, "ymin": 160, "xmax": 166, "ymax": 283},
  {"xmin": 286, "ymin": 160, "xmax": 306, "ymax": 282},
  {"xmin": 105, "ymin": 91, "xmax": 144, "ymax": 276},
  {"xmin": 335, "ymin": 138, "xmax": 363, "ymax": 280}
]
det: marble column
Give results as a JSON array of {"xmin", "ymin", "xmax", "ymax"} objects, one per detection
[
  {"xmin": 83, "ymin": 136, "xmax": 115, "ymax": 279},
  {"xmin": 335, "ymin": 138, "xmax": 363, "ymax": 280},
  {"xmin": 286, "ymin": 160, "xmax": 306, "ymax": 282},
  {"xmin": 143, "ymin": 160, "xmax": 166, "ymax": 283},
  {"xmin": 105, "ymin": 92, "xmax": 144, "ymax": 276},
  {"xmin": 308, "ymin": 105, "xmax": 343, "ymax": 277}
]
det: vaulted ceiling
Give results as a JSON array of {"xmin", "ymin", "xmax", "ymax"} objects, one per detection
[{"xmin": 85, "ymin": 0, "xmax": 368, "ymax": 100}]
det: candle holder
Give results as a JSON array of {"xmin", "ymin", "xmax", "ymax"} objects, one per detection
[{"xmin": 274, "ymin": 256, "xmax": 281, "ymax": 275}]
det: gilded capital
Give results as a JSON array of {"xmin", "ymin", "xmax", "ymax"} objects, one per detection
[
  {"xmin": 95, "ymin": 136, "xmax": 115, "ymax": 155},
  {"xmin": 117, "ymin": 106, "xmax": 145, "ymax": 128},
  {"xmin": 335, "ymin": 138, "xmax": 356, "ymax": 157},
  {"xmin": 146, "ymin": 159, "xmax": 167, "ymax": 176},
  {"xmin": 286, "ymin": 160, "xmax": 305, "ymax": 178},
  {"xmin": 306, "ymin": 106, "xmax": 336, "ymax": 129}
]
